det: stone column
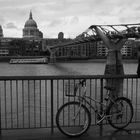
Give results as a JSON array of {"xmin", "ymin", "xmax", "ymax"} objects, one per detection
[{"xmin": 50, "ymin": 52, "xmax": 56, "ymax": 63}]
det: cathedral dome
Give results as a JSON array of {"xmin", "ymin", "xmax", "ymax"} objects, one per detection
[
  {"xmin": 24, "ymin": 11, "xmax": 37, "ymax": 28},
  {"xmin": 23, "ymin": 11, "xmax": 43, "ymax": 39}
]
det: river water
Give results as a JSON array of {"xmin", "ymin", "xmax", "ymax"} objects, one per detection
[{"xmin": 0, "ymin": 61, "xmax": 138, "ymax": 76}]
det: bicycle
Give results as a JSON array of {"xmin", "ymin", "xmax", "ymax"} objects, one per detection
[{"xmin": 56, "ymin": 79, "xmax": 134, "ymax": 137}]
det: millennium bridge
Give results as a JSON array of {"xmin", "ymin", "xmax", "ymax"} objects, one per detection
[{"xmin": 48, "ymin": 23, "xmax": 140, "ymax": 62}]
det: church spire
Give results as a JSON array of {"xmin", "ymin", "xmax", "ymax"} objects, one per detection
[{"xmin": 29, "ymin": 10, "xmax": 33, "ymax": 19}]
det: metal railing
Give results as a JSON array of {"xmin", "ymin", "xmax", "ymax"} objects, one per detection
[{"xmin": 0, "ymin": 74, "xmax": 139, "ymax": 134}]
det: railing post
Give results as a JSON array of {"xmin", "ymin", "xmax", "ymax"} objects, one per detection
[
  {"xmin": 50, "ymin": 79, "xmax": 54, "ymax": 134},
  {"xmin": 100, "ymin": 78, "xmax": 103, "ymax": 136}
]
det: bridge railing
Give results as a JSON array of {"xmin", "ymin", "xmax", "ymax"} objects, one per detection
[{"xmin": 0, "ymin": 74, "xmax": 139, "ymax": 134}]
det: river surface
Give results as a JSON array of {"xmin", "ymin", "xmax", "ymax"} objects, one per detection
[{"xmin": 0, "ymin": 61, "xmax": 138, "ymax": 76}]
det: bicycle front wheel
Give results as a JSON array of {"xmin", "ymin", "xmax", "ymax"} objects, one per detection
[
  {"xmin": 56, "ymin": 101, "xmax": 91, "ymax": 137},
  {"xmin": 107, "ymin": 97, "xmax": 133, "ymax": 129}
]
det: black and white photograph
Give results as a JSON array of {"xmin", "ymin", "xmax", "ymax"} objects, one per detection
[{"xmin": 0, "ymin": 0, "xmax": 140, "ymax": 139}]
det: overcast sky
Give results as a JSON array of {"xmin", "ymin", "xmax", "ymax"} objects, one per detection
[{"xmin": 0, "ymin": 0, "xmax": 140, "ymax": 38}]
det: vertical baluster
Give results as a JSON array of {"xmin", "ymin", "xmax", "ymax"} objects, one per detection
[
  {"xmin": 78, "ymin": 79, "xmax": 80, "ymax": 126},
  {"xmin": 28, "ymin": 80, "xmax": 30, "ymax": 128},
  {"xmin": 68, "ymin": 79, "xmax": 70, "ymax": 126},
  {"xmin": 57, "ymin": 80, "xmax": 59, "ymax": 111},
  {"xmin": 16, "ymin": 80, "xmax": 19, "ymax": 128},
  {"xmin": 126, "ymin": 78, "xmax": 128, "ymax": 98},
  {"xmin": 10, "ymin": 80, "xmax": 13, "ymax": 128},
  {"xmin": 62, "ymin": 80, "xmax": 64, "ymax": 126},
  {"xmin": 73, "ymin": 79, "xmax": 76, "ymax": 126},
  {"xmin": 40, "ymin": 80, "xmax": 41, "ymax": 128},
  {"xmin": 4, "ymin": 80, "xmax": 7, "ymax": 129},
  {"xmin": 94, "ymin": 79, "xmax": 97, "ymax": 124},
  {"xmin": 51, "ymin": 79, "xmax": 54, "ymax": 134},
  {"xmin": 90, "ymin": 79, "xmax": 92, "ymax": 113},
  {"xmin": 45, "ymin": 80, "xmax": 47, "ymax": 127},
  {"xmin": 135, "ymin": 78, "xmax": 138, "ymax": 122},
  {"xmin": 131, "ymin": 78, "xmax": 134, "ymax": 102},
  {"xmin": 34, "ymin": 80, "xmax": 36, "ymax": 128},
  {"xmin": 100, "ymin": 78, "xmax": 103, "ymax": 136},
  {"xmin": 22, "ymin": 80, "xmax": 25, "ymax": 128}
]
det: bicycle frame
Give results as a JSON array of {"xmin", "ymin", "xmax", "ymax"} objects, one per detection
[
  {"xmin": 76, "ymin": 94, "xmax": 107, "ymax": 116},
  {"xmin": 73, "ymin": 83, "xmax": 117, "ymax": 123}
]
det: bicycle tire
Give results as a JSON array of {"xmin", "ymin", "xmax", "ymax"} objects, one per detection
[
  {"xmin": 56, "ymin": 101, "xmax": 91, "ymax": 137},
  {"xmin": 106, "ymin": 97, "xmax": 133, "ymax": 129}
]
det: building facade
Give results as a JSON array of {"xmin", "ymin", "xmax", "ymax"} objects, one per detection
[{"xmin": 96, "ymin": 41, "xmax": 108, "ymax": 57}]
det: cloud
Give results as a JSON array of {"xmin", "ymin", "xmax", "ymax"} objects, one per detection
[
  {"xmin": 119, "ymin": 16, "xmax": 140, "ymax": 24},
  {"xmin": 70, "ymin": 16, "xmax": 79, "ymax": 24},
  {"xmin": 47, "ymin": 19, "xmax": 66, "ymax": 28},
  {"xmin": 0, "ymin": 17, "xmax": 5, "ymax": 25},
  {"xmin": 6, "ymin": 22, "xmax": 18, "ymax": 29}
]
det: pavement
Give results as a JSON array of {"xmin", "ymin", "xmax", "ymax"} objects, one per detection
[{"xmin": 0, "ymin": 124, "xmax": 140, "ymax": 140}]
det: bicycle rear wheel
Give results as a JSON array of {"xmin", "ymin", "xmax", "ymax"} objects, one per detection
[
  {"xmin": 107, "ymin": 97, "xmax": 133, "ymax": 129},
  {"xmin": 56, "ymin": 101, "xmax": 91, "ymax": 137}
]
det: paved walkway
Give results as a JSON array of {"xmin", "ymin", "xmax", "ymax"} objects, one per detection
[{"xmin": 0, "ymin": 124, "xmax": 140, "ymax": 140}]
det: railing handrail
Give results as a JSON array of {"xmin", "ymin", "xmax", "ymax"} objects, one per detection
[{"xmin": 0, "ymin": 74, "xmax": 138, "ymax": 80}]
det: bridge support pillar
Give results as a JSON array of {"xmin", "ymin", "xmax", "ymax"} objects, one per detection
[
  {"xmin": 50, "ymin": 53, "xmax": 56, "ymax": 63},
  {"xmin": 92, "ymin": 26, "xmax": 126, "ymax": 98},
  {"xmin": 104, "ymin": 49, "xmax": 124, "ymax": 98}
]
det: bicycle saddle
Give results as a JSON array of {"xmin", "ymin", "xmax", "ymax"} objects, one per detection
[{"xmin": 104, "ymin": 86, "xmax": 116, "ymax": 91}]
